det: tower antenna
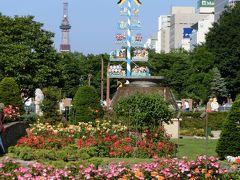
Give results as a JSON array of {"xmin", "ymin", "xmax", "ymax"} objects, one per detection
[{"xmin": 60, "ymin": 0, "xmax": 71, "ymax": 52}]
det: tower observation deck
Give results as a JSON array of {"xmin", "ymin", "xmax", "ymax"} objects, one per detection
[{"xmin": 60, "ymin": 1, "xmax": 71, "ymax": 52}]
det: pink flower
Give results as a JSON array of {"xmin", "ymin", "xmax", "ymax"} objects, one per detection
[{"xmin": 0, "ymin": 163, "xmax": 4, "ymax": 168}]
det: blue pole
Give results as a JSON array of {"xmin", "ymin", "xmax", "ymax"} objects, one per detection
[{"xmin": 126, "ymin": 0, "xmax": 132, "ymax": 76}]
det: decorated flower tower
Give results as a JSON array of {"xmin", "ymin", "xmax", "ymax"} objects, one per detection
[
  {"xmin": 109, "ymin": 0, "xmax": 149, "ymax": 77},
  {"xmin": 107, "ymin": 0, "xmax": 177, "ymax": 111}
]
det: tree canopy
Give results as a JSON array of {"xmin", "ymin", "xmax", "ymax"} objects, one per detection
[
  {"xmin": 0, "ymin": 15, "xmax": 61, "ymax": 99},
  {"xmin": 206, "ymin": 3, "xmax": 240, "ymax": 99}
]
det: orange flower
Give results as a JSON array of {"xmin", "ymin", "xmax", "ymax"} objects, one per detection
[
  {"xmin": 158, "ymin": 176, "xmax": 165, "ymax": 180},
  {"xmin": 189, "ymin": 178, "xmax": 195, "ymax": 180},
  {"xmin": 208, "ymin": 169, "xmax": 214, "ymax": 174},
  {"xmin": 151, "ymin": 171, "xmax": 158, "ymax": 177},
  {"xmin": 194, "ymin": 168, "xmax": 199, "ymax": 173},
  {"xmin": 118, "ymin": 177, "xmax": 128, "ymax": 180},
  {"xmin": 135, "ymin": 170, "xmax": 144, "ymax": 178},
  {"xmin": 205, "ymin": 173, "xmax": 212, "ymax": 179}
]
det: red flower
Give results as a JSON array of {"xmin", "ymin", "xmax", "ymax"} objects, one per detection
[{"xmin": 236, "ymin": 157, "xmax": 240, "ymax": 164}]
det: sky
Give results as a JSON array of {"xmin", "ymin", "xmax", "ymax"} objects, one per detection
[{"xmin": 0, "ymin": 0, "xmax": 197, "ymax": 55}]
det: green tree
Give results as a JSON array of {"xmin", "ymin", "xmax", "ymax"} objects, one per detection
[
  {"xmin": 184, "ymin": 45, "xmax": 215, "ymax": 103},
  {"xmin": 147, "ymin": 48, "xmax": 214, "ymax": 103},
  {"xmin": 113, "ymin": 93, "xmax": 173, "ymax": 131},
  {"xmin": 206, "ymin": 4, "xmax": 240, "ymax": 99},
  {"xmin": 147, "ymin": 50, "xmax": 191, "ymax": 99},
  {"xmin": 70, "ymin": 86, "xmax": 103, "ymax": 124},
  {"xmin": 216, "ymin": 95, "xmax": 240, "ymax": 159},
  {"xmin": 0, "ymin": 77, "xmax": 23, "ymax": 111},
  {"xmin": 0, "ymin": 15, "xmax": 61, "ymax": 99},
  {"xmin": 58, "ymin": 53, "xmax": 110, "ymax": 99},
  {"xmin": 58, "ymin": 52, "xmax": 84, "ymax": 98},
  {"xmin": 210, "ymin": 67, "xmax": 228, "ymax": 102},
  {"xmin": 41, "ymin": 87, "xmax": 61, "ymax": 123}
]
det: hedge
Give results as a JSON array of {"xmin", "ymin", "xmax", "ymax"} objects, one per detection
[{"xmin": 180, "ymin": 112, "xmax": 228, "ymax": 131}]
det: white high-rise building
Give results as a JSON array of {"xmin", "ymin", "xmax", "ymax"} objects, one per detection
[
  {"xmin": 189, "ymin": 0, "xmax": 215, "ymax": 50},
  {"xmin": 190, "ymin": 14, "xmax": 214, "ymax": 50},
  {"xmin": 215, "ymin": 0, "xmax": 240, "ymax": 21},
  {"xmin": 155, "ymin": 15, "xmax": 171, "ymax": 53}
]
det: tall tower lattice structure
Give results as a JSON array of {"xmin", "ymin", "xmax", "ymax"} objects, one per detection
[{"xmin": 60, "ymin": 0, "xmax": 71, "ymax": 52}]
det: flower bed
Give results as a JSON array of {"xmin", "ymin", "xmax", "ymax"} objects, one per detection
[
  {"xmin": 0, "ymin": 155, "xmax": 231, "ymax": 179},
  {"xmin": 16, "ymin": 120, "xmax": 175, "ymax": 158}
]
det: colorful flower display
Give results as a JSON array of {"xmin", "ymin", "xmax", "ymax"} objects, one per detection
[
  {"xmin": 20, "ymin": 120, "xmax": 175, "ymax": 158},
  {"xmin": 0, "ymin": 155, "xmax": 229, "ymax": 179}
]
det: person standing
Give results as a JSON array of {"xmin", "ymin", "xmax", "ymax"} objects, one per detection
[{"xmin": 184, "ymin": 100, "xmax": 190, "ymax": 112}]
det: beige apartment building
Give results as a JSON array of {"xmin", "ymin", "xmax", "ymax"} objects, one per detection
[{"xmin": 169, "ymin": 7, "xmax": 208, "ymax": 51}]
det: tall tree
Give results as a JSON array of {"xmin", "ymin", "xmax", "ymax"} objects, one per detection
[
  {"xmin": 184, "ymin": 45, "xmax": 215, "ymax": 103},
  {"xmin": 0, "ymin": 15, "xmax": 61, "ymax": 99},
  {"xmin": 147, "ymin": 50, "xmax": 191, "ymax": 99},
  {"xmin": 58, "ymin": 52, "xmax": 84, "ymax": 98},
  {"xmin": 210, "ymin": 67, "xmax": 228, "ymax": 102},
  {"xmin": 206, "ymin": 3, "xmax": 240, "ymax": 99}
]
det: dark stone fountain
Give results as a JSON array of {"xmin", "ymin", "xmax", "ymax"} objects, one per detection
[{"xmin": 111, "ymin": 76, "xmax": 178, "ymax": 110}]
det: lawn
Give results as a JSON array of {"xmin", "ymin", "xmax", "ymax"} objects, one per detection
[{"xmin": 171, "ymin": 138, "xmax": 218, "ymax": 160}]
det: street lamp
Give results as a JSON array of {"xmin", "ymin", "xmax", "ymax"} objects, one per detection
[
  {"xmin": 200, "ymin": 111, "xmax": 209, "ymax": 172},
  {"xmin": 176, "ymin": 111, "xmax": 181, "ymax": 158}
]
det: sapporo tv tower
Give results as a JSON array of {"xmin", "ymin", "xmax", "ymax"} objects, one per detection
[{"xmin": 60, "ymin": 0, "xmax": 71, "ymax": 52}]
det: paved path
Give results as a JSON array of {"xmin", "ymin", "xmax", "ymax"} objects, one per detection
[{"xmin": 0, "ymin": 155, "xmax": 35, "ymax": 168}]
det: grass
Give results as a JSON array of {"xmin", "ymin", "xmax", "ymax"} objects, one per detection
[
  {"xmin": 94, "ymin": 157, "xmax": 153, "ymax": 164},
  {"xmin": 171, "ymin": 138, "xmax": 218, "ymax": 160}
]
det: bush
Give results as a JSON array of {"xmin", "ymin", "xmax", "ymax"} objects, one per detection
[
  {"xmin": 180, "ymin": 112, "xmax": 228, "ymax": 131},
  {"xmin": 8, "ymin": 145, "xmax": 98, "ymax": 163},
  {"xmin": 180, "ymin": 128, "xmax": 213, "ymax": 137},
  {"xmin": 113, "ymin": 93, "xmax": 173, "ymax": 131},
  {"xmin": 41, "ymin": 87, "xmax": 62, "ymax": 123},
  {"xmin": 0, "ymin": 77, "xmax": 23, "ymax": 113},
  {"xmin": 70, "ymin": 86, "xmax": 103, "ymax": 124},
  {"xmin": 20, "ymin": 113, "xmax": 37, "ymax": 123},
  {"xmin": 216, "ymin": 95, "xmax": 240, "ymax": 159}
]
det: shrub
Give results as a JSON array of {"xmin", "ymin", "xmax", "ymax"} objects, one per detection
[
  {"xmin": 0, "ymin": 77, "xmax": 23, "ymax": 114},
  {"xmin": 113, "ymin": 93, "xmax": 173, "ymax": 131},
  {"xmin": 180, "ymin": 128, "xmax": 213, "ymax": 137},
  {"xmin": 216, "ymin": 95, "xmax": 240, "ymax": 159},
  {"xmin": 8, "ymin": 145, "xmax": 98, "ymax": 164},
  {"xmin": 41, "ymin": 87, "xmax": 62, "ymax": 123},
  {"xmin": 180, "ymin": 112, "xmax": 228, "ymax": 131},
  {"xmin": 70, "ymin": 86, "xmax": 103, "ymax": 124},
  {"xmin": 20, "ymin": 113, "xmax": 37, "ymax": 123}
]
